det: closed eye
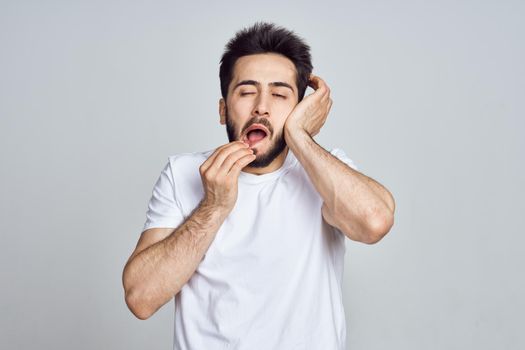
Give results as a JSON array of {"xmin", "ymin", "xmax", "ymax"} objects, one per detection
[{"xmin": 240, "ymin": 92, "xmax": 286, "ymax": 98}]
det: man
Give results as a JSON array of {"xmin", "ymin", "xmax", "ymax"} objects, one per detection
[{"xmin": 123, "ymin": 22, "xmax": 395, "ymax": 349}]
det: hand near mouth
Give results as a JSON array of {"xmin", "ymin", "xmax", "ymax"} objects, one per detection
[
  {"xmin": 199, "ymin": 141, "xmax": 256, "ymax": 215},
  {"xmin": 284, "ymin": 74, "xmax": 332, "ymax": 139}
]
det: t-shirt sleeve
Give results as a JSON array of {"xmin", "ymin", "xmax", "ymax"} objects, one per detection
[
  {"xmin": 142, "ymin": 159, "xmax": 185, "ymax": 232},
  {"xmin": 329, "ymin": 148, "xmax": 359, "ymax": 171}
]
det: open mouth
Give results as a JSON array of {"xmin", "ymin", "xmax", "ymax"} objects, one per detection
[{"xmin": 243, "ymin": 124, "xmax": 269, "ymax": 147}]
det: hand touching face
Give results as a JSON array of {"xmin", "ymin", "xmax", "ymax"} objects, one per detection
[{"xmin": 284, "ymin": 74, "xmax": 332, "ymax": 137}]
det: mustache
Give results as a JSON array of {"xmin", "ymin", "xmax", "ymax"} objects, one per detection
[{"xmin": 241, "ymin": 117, "xmax": 274, "ymax": 136}]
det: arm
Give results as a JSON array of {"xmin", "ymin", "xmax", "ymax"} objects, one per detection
[
  {"xmin": 123, "ymin": 141, "xmax": 255, "ymax": 320},
  {"xmin": 285, "ymin": 128, "xmax": 395, "ymax": 244},
  {"xmin": 122, "ymin": 200, "xmax": 228, "ymax": 320},
  {"xmin": 284, "ymin": 75, "xmax": 395, "ymax": 244}
]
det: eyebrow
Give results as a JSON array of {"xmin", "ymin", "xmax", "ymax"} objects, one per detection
[{"xmin": 233, "ymin": 80, "xmax": 295, "ymax": 93}]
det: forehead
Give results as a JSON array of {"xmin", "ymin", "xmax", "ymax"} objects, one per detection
[{"xmin": 230, "ymin": 53, "xmax": 297, "ymax": 89}]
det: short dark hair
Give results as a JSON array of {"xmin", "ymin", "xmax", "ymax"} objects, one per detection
[{"xmin": 219, "ymin": 22, "xmax": 313, "ymax": 102}]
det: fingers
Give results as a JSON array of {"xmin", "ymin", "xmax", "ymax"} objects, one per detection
[
  {"xmin": 199, "ymin": 141, "xmax": 256, "ymax": 213},
  {"xmin": 219, "ymin": 146, "xmax": 255, "ymax": 176},
  {"xmin": 227, "ymin": 152, "xmax": 257, "ymax": 177},
  {"xmin": 308, "ymin": 75, "xmax": 330, "ymax": 94},
  {"xmin": 307, "ymin": 75, "xmax": 331, "ymax": 116},
  {"xmin": 212, "ymin": 142, "xmax": 252, "ymax": 173},
  {"xmin": 200, "ymin": 141, "xmax": 248, "ymax": 173},
  {"xmin": 308, "ymin": 75, "xmax": 331, "ymax": 104},
  {"xmin": 308, "ymin": 74, "xmax": 321, "ymax": 90}
]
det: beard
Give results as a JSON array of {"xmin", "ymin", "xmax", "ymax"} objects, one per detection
[{"xmin": 225, "ymin": 109, "xmax": 287, "ymax": 168}]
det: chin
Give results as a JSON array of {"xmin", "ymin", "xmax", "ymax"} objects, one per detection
[{"xmin": 248, "ymin": 139, "xmax": 287, "ymax": 168}]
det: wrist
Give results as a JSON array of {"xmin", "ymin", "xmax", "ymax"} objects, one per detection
[
  {"xmin": 200, "ymin": 197, "xmax": 231, "ymax": 221},
  {"xmin": 285, "ymin": 125, "xmax": 310, "ymax": 148}
]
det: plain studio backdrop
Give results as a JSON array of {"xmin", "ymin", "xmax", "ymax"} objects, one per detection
[{"xmin": 1, "ymin": 0, "xmax": 523, "ymax": 349}]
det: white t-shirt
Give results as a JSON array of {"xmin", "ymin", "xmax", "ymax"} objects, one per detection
[{"xmin": 142, "ymin": 147, "xmax": 358, "ymax": 350}]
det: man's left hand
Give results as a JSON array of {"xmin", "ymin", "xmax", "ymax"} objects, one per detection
[{"xmin": 284, "ymin": 74, "xmax": 332, "ymax": 138}]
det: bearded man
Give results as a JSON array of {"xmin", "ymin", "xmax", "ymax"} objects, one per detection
[{"xmin": 123, "ymin": 21, "xmax": 395, "ymax": 350}]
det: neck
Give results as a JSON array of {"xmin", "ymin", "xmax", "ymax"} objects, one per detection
[{"xmin": 241, "ymin": 146, "xmax": 289, "ymax": 175}]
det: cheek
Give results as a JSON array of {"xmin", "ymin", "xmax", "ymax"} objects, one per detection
[
  {"xmin": 278, "ymin": 103, "xmax": 295, "ymax": 119},
  {"xmin": 274, "ymin": 114, "xmax": 291, "ymax": 132},
  {"xmin": 230, "ymin": 99, "xmax": 254, "ymax": 115}
]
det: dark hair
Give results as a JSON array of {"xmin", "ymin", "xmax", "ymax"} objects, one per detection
[{"xmin": 219, "ymin": 22, "xmax": 313, "ymax": 102}]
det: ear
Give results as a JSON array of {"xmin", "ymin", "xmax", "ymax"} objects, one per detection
[{"xmin": 219, "ymin": 98, "xmax": 226, "ymax": 125}]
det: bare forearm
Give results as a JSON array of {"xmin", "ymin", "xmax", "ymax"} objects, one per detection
[
  {"xmin": 285, "ymin": 129, "xmax": 395, "ymax": 242},
  {"xmin": 123, "ymin": 200, "xmax": 227, "ymax": 319}
]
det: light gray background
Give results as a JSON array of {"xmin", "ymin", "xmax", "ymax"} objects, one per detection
[{"xmin": 1, "ymin": 0, "xmax": 523, "ymax": 349}]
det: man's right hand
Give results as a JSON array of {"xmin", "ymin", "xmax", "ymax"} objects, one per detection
[
  {"xmin": 124, "ymin": 142, "xmax": 254, "ymax": 319},
  {"xmin": 199, "ymin": 141, "xmax": 256, "ymax": 215}
]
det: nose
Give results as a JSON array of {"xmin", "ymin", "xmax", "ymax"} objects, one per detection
[{"xmin": 252, "ymin": 93, "xmax": 270, "ymax": 117}]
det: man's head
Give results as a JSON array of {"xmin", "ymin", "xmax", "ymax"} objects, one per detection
[{"xmin": 218, "ymin": 22, "xmax": 313, "ymax": 168}]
